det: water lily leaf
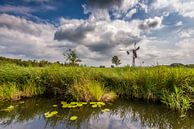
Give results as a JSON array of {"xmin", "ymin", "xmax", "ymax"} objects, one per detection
[
  {"xmin": 180, "ymin": 114, "xmax": 186, "ymax": 118},
  {"xmin": 53, "ymin": 105, "xmax": 57, "ymax": 107},
  {"xmin": 44, "ymin": 112, "xmax": 50, "ymax": 116},
  {"xmin": 70, "ymin": 116, "xmax": 78, "ymax": 121},
  {"xmin": 90, "ymin": 102, "xmax": 96, "ymax": 105},
  {"xmin": 44, "ymin": 111, "xmax": 58, "ymax": 118},
  {"xmin": 92, "ymin": 104, "xmax": 97, "ymax": 108},
  {"xmin": 19, "ymin": 101, "xmax": 25, "ymax": 104},
  {"xmin": 2, "ymin": 105, "xmax": 14, "ymax": 112},
  {"xmin": 70, "ymin": 102, "xmax": 77, "ymax": 105},
  {"xmin": 61, "ymin": 101, "xmax": 67, "ymax": 105},
  {"xmin": 97, "ymin": 102, "xmax": 105, "ymax": 106},
  {"xmin": 51, "ymin": 111, "xmax": 58, "ymax": 115},
  {"xmin": 77, "ymin": 104, "xmax": 83, "ymax": 107},
  {"xmin": 83, "ymin": 102, "xmax": 87, "ymax": 105},
  {"xmin": 102, "ymin": 108, "xmax": 110, "ymax": 112}
]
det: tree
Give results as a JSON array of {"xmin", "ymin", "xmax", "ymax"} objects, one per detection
[
  {"xmin": 63, "ymin": 49, "xmax": 81, "ymax": 66},
  {"xmin": 170, "ymin": 63, "xmax": 184, "ymax": 67},
  {"xmin": 112, "ymin": 56, "xmax": 121, "ymax": 66}
]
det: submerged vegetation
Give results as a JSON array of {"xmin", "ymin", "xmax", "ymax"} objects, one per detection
[{"xmin": 0, "ymin": 62, "xmax": 194, "ymax": 113}]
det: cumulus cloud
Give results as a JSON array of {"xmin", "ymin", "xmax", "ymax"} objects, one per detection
[
  {"xmin": 178, "ymin": 28, "xmax": 194, "ymax": 38},
  {"xmin": 84, "ymin": 0, "xmax": 140, "ymax": 20},
  {"xmin": 0, "ymin": 3, "xmax": 56, "ymax": 15},
  {"xmin": 0, "ymin": 5, "xmax": 34, "ymax": 14},
  {"xmin": 135, "ymin": 34, "xmax": 194, "ymax": 65},
  {"xmin": 54, "ymin": 18, "xmax": 142, "ymax": 63},
  {"xmin": 54, "ymin": 19, "xmax": 95, "ymax": 42},
  {"xmin": 1, "ymin": 0, "xmax": 194, "ymax": 66},
  {"xmin": 150, "ymin": 0, "xmax": 194, "ymax": 18},
  {"xmin": 87, "ymin": 0, "xmax": 122, "ymax": 9},
  {"xmin": 0, "ymin": 14, "xmax": 63, "ymax": 61},
  {"xmin": 139, "ymin": 16, "xmax": 163, "ymax": 30},
  {"xmin": 125, "ymin": 8, "xmax": 137, "ymax": 19}
]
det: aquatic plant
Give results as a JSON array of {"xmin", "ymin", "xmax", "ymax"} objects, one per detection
[
  {"xmin": 70, "ymin": 116, "xmax": 78, "ymax": 121},
  {"xmin": 1, "ymin": 105, "xmax": 14, "ymax": 112},
  {"xmin": 90, "ymin": 102, "xmax": 106, "ymax": 108},
  {"xmin": 161, "ymin": 85, "xmax": 191, "ymax": 114},
  {"xmin": 101, "ymin": 108, "xmax": 110, "ymax": 112},
  {"xmin": 61, "ymin": 101, "xmax": 87, "ymax": 108},
  {"xmin": 69, "ymin": 79, "xmax": 117, "ymax": 102},
  {"xmin": 52, "ymin": 105, "xmax": 58, "ymax": 107},
  {"xmin": 44, "ymin": 111, "xmax": 58, "ymax": 118}
]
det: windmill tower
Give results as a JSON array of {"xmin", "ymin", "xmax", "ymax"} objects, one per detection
[{"xmin": 126, "ymin": 42, "xmax": 140, "ymax": 67}]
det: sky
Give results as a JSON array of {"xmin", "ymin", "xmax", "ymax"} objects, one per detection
[{"xmin": 0, "ymin": 0, "xmax": 194, "ymax": 66}]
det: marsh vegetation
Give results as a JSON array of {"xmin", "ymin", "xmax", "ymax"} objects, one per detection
[{"xmin": 0, "ymin": 62, "xmax": 194, "ymax": 114}]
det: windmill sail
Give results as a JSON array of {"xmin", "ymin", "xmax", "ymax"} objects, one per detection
[{"xmin": 125, "ymin": 42, "xmax": 140, "ymax": 66}]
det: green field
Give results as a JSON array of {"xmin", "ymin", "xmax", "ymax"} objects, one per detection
[{"xmin": 0, "ymin": 63, "xmax": 194, "ymax": 113}]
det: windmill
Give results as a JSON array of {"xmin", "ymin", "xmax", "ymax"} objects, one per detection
[{"xmin": 126, "ymin": 42, "xmax": 140, "ymax": 67}]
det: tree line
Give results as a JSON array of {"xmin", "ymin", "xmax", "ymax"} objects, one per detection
[{"xmin": 0, "ymin": 49, "xmax": 194, "ymax": 68}]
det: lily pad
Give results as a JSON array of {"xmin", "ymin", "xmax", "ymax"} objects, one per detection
[
  {"xmin": 92, "ymin": 104, "xmax": 97, "ymax": 108},
  {"xmin": 77, "ymin": 104, "xmax": 83, "ymax": 107},
  {"xmin": 52, "ymin": 105, "xmax": 58, "ymax": 107},
  {"xmin": 97, "ymin": 102, "xmax": 105, "ymax": 106},
  {"xmin": 61, "ymin": 101, "xmax": 86, "ymax": 109},
  {"xmin": 81, "ymin": 102, "xmax": 87, "ymax": 105},
  {"xmin": 102, "ymin": 108, "xmax": 110, "ymax": 112},
  {"xmin": 44, "ymin": 111, "xmax": 58, "ymax": 118},
  {"xmin": 61, "ymin": 101, "xmax": 67, "ymax": 105},
  {"xmin": 90, "ymin": 102, "xmax": 96, "ymax": 105},
  {"xmin": 19, "ymin": 101, "xmax": 25, "ymax": 104},
  {"xmin": 90, "ymin": 102, "xmax": 106, "ymax": 108},
  {"xmin": 2, "ymin": 105, "xmax": 14, "ymax": 112},
  {"xmin": 180, "ymin": 114, "xmax": 186, "ymax": 118},
  {"xmin": 70, "ymin": 116, "xmax": 78, "ymax": 121},
  {"xmin": 70, "ymin": 102, "xmax": 77, "ymax": 105}
]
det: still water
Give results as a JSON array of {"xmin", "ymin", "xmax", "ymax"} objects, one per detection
[{"xmin": 0, "ymin": 97, "xmax": 194, "ymax": 129}]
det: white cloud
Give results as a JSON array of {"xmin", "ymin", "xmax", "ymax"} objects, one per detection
[
  {"xmin": 54, "ymin": 18, "xmax": 142, "ymax": 66},
  {"xmin": 151, "ymin": 0, "xmax": 194, "ymax": 18},
  {"xmin": 0, "ymin": 14, "xmax": 63, "ymax": 61},
  {"xmin": 1, "ymin": 0, "xmax": 194, "ymax": 66},
  {"xmin": 178, "ymin": 28, "xmax": 194, "ymax": 38},
  {"xmin": 84, "ymin": 0, "xmax": 140, "ymax": 20},
  {"xmin": 135, "ymin": 34, "xmax": 194, "ymax": 65},
  {"xmin": 0, "ymin": 5, "xmax": 34, "ymax": 14},
  {"xmin": 125, "ymin": 8, "xmax": 137, "ymax": 19},
  {"xmin": 139, "ymin": 16, "xmax": 163, "ymax": 30},
  {"xmin": 175, "ymin": 21, "xmax": 183, "ymax": 26},
  {"xmin": 0, "ymin": 4, "xmax": 56, "ymax": 16}
]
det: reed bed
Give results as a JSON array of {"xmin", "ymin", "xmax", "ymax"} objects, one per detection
[{"xmin": 0, "ymin": 63, "xmax": 194, "ymax": 112}]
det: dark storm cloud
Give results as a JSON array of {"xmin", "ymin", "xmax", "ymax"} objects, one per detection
[
  {"xmin": 54, "ymin": 23, "xmax": 94, "ymax": 42},
  {"xmin": 139, "ymin": 20, "xmax": 158, "ymax": 29},
  {"xmin": 85, "ymin": 31, "xmax": 141, "ymax": 57},
  {"xmin": 87, "ymin": 0, "xmax": 122, "ymax": 9},
  {"xmin": 87, "ymin": 43, "xmax": 112, "ymax": 52}
]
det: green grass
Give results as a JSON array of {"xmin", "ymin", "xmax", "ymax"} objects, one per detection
[
  {"xmin": 0, "ymin": 63, "xmax": 194, "ymax": 112},
  {"xmin": 69, "ymin": 79, "xmax": 117, "ymax": 102}
]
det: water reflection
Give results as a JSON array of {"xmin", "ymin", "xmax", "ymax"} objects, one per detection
[{"xmin": 0, "ymin": 97, "xmax": 194, "ymax": 129}]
